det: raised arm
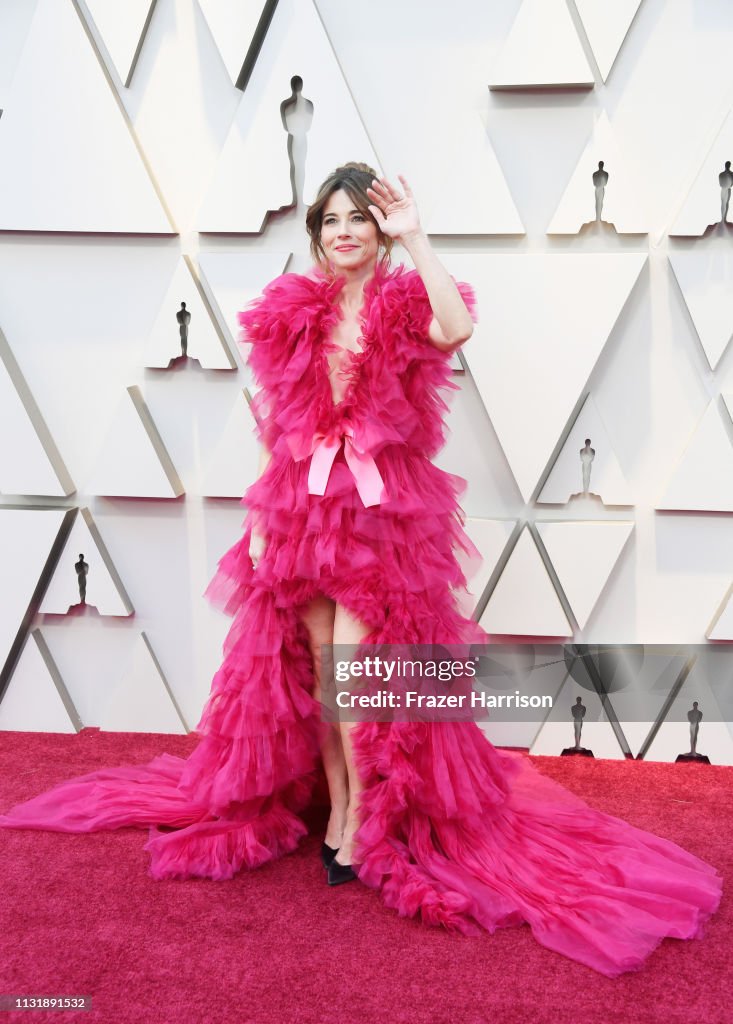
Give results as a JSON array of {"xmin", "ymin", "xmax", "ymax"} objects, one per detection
[
  {"xmin": 366, "ymin": 174, "xmax": 474, "ymax": 351},
  {"xmin": 399, "ymin": 229, "xmax": 474, "ymax": 350}
]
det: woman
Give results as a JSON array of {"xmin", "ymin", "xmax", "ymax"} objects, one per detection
[
  {"xmin": 0, "ymin": 163, "xmax": 722, "ymax": 979},
  {"xmin": 246, "ymin": 163, "xmax": 479, "ymax": 884}
]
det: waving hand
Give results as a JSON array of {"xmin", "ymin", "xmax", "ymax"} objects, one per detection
[{"xmin": 366, "ymin": 174, "xmax": 421, "ymax": 241}]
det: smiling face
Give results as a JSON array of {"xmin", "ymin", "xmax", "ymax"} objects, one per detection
[{"xmin": 319, "ymin": 188, "xmax": 379, "ymax": 273}]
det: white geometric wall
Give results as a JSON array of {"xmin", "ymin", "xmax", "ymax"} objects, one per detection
[{"xmin": 1, "ymin": 0, "xmax": 732, "ymax": 762}]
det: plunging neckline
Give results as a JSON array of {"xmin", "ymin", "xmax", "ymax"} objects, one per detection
[
  {"xmin": 319, "ymin": 276, "xmax": 377, "ymax": 413},
  {"xmin": 323, "ymin": 329, "xmax": 367, "ymax": 410}
]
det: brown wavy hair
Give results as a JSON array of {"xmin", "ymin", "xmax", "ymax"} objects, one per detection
[{"xmin": 305, "ymin": 162, "xmax": 394, "ymax": 274}]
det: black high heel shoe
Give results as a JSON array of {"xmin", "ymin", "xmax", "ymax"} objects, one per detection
[
  {"xmin": 320, "ymin": 842, "xmax": 339, "ymax": 869},
  {"xmin": 327, "ymin": 857, "xmax": 357, "ymax": 886}
]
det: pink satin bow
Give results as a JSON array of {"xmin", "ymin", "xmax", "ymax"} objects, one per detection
[{"xmin": 301, "ymin": 425, "xmax": 386, "ymax": 507}]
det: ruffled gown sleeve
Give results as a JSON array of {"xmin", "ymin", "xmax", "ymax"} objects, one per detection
[
  {"xmin": 379, "ymin": 267, "xmax": 479, "ymax": 458},
  {"xmin": 237, "ymin": 273, "xmax": 323, "ymax": 451}
]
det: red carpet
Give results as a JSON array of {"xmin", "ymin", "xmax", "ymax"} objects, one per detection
[{"xmin": 0, "ymin": 729, "xmax": 729, "ymax": 1024}]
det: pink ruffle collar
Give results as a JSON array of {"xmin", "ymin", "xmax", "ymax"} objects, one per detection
[{"xmin": 306, "ymin": 258, "xmax": 404, "ymax": 309}]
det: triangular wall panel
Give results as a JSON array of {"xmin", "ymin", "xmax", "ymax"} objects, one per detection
[
  {"xmin": 85, "ymin": 386, "xmax": 184, "ymax": 498},
  {"xmin": 644, "ymin": 673, "xmax": 733, "ymax": 765},
  {"xmin": 84, "ymin": 0, "xmax": 157, "ymax": 87},
  {"xmin": 574, "ymin": 0, "xmax": 643, "ymax": 83},
  {"xmin": 196, "ymin": 0, "xmax": 381, "ymax": 231},
  {"xmin": 0, "ymin": 630, "xmax": 81, "ymax": 733},
  {"xmin": 489, "ymin": 0, "xmax": 594, "ymax": 90},
  {"xmin": 423, "ymin": 111, "xmax": 525, "ymax": 236},
  {"xmin": 0, "ymin": 329, "xmax": 75, "ymax": 497},
  {"xmin": 475, "ymin": 645, "xmax": 570, "ymax": 751},
  {"xmin": 656, "ymin": 399, "xmax": 733, "ymax": 512},
  {"xmin": 453, "ymin": 518, "xmax": 516, "ymax": 618},
  {"xmin": 99, "ymin": 633, "xmax": 188, "ymax": 733},
  {"xmin": 530, "ymin": 676, "xmax": 626, "ymax": 759},
  {"xmin": 547, "ymin": 111, "xmax": 650, "ymax": 234},
  {"xmin": 144, "ymin": 257, "xmax": 236, "ymax": 370},
  {"xmin": 0, "ymin": 508, "xmax": 71, "ymax": 689},
  {"xmin": 669, "ymin": 252, "xmax": 733, "ymax": 371},
  {"xmin": 707, "ymin": 583, "xmax": 733, "ymax": 640},
  {"xmin": 39, "ymin": 507, "xmax": 134, "ymax": 616},
  {"xmin": 536, "ymin": 521, "xmax": 634, "ymax": 629},
  {"xmin": 197, "ymin": 0, "xmax": 273, "ymax": 87},
  {"xmin": 0, "ymin": 0, "xmax": 172, "ymax": 232},
  {"xmin": 538, "ymin": 394, "xmax": 633, "ymax": 505},
  {"xmin": 0, "ymin": 0, "xmax": 39, "ymax": 108},
  {"xmin": 202, "ymin": 390, "xmax": 261, "ymax": 498},
  {"xmin": 442, "ymin": 253, "xmax": 646, "ymax": 502},
  {"xmin": 599, "ymin": 648, "xmax": 705, "ymax": 759},
  {"xmin": 197, "ymin": 251, "xmax": 291, "ymax": 357},
  {"xmin": 668, "ymin": 107, "xmax": 733, "ymax": 236},
  {"xmin": 480, "ymin": 526, "xmax": 574, "ymax": 637}
]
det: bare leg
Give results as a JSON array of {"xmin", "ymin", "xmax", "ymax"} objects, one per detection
[
  {"xmin": 298, "ymin": 593, "xmax": 347, "ymax": 848},
  {"xmin": 333, "ymin": 602, "xmax": 372, "ymax": 867}
]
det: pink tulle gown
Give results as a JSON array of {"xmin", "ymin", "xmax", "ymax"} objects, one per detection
[{"xmin": 0, "ymin": 261, "xmax": 722, "ymax": 978}]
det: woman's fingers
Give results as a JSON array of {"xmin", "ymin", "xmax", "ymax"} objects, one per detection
[
  {"xmin": 397, "ymin": 173, "xmax": 413, "ymax": 198},
  {"xmin": 371, "ymin": 177, "xmax": 402, "ymax": 204},
  {"xmin": 368, "ymin": 180, "xmax": 386, "ymax": 205},
  {"xmin": 365, "ymin": 190, "xmax": 388, "ymax": 220},
  {"xmin": 368, "ymin": 174, "xmax": 411, "ymax": 216},
  {"xmin": 377, "ymin": 176, "xmax": 402, "ymax": 202}
]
